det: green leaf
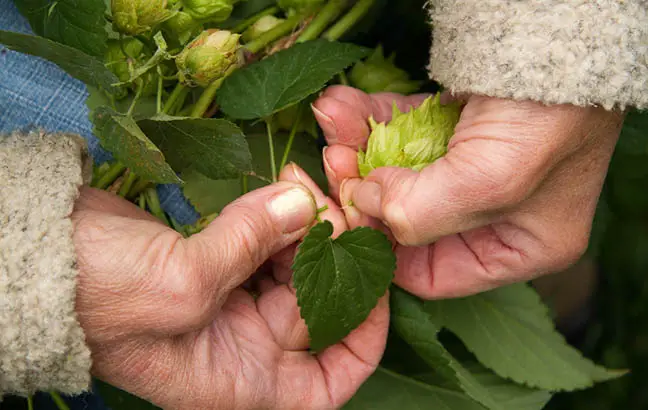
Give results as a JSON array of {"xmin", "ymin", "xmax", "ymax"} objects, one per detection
[
  {"xmin": 614, "ymin": 110, "xmax": 648, "ymax": 157},
  {"xmin": 182, "ymin": 129, "xmax": 326, "ymax": 216},
  {"xmin": 217, "ymin": 39, "xmax": 369, "ymax": 120},
  {"xmin": 14, "ymin": 0, "xmax": 108, "ymax": 57},
  {"xmin": 86, "ymin": 86, "xmax": 159, "ymax": 120},
  {"xmin": 425, "ymin": 283, "xmax": 626, "ymax": 391},
  {"xmin": 292, "ymin": 221, "xmax": 395, "ymax": 351},
  {"xmin": 343, "ymin": 367, "xmax": 486, "ymax": 410},
  {"xmin": 391, "ymin": 288, "xmax": 551, "ymax": 410},
  {"xmin": 138, "ymin": 115, "xmax": 253, "ymax": 180},
  {"xmin": 92, "ymin": 107, "xmax": 181, "ymax": 184},
  {"xmin": 0, "ymin": 30, "xmax": 118, "ymax": 93}
]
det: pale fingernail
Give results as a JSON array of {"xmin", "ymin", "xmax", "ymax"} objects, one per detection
[
  {"xmin": 268, "ymin": 187, "xmax": 317, "ymax": 233},
  {"xmin": 340, "ymin": 178, "xmax": 361, "ymax": 206},
  {"xmin": 322, "ymin": 147, "xmax": 338, "ymax": 181},
  {"xmin": 312, "ymin": 104, "xmax": 338, "ymax": 143},
  {"xmin": 290, "ymin": 162, "xmax": 307, "ymax": 186}
]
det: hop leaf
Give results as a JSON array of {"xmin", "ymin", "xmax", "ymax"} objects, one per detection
[
  {"xmin": 183, "ymin": 0, "xmax": 239, "ymax": 21},
  {"xmin": 350, "ymin": 45, "xmax": 422, "ymax": 95},
  {"xmin": 242, "ymin": 15, "xmax": 285, "ymax": 43},
  {"xmin": 111, "ymin": 0, "xmax": 176, "ymax": 35},
  {"xmin": 358, "ymin": 94, "xmax": 461, "ymax": 177},
  {"xmin": 176, "ymin": 29, "xmax": 243, "ymax": 87}
]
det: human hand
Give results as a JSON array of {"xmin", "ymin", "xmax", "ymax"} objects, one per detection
[
  {"xmin": 313, "ymin": 86, "xmax": 624, "ymax": 299},
  {"xmin": 71, "ymin": 165, "xmax": 388, "ymax": 410}
]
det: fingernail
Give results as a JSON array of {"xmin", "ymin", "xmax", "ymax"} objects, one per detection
[
  {"xmin": 268, "ymin": 187, "xmax": 317, "ymax": 233},
  {"xmin": 340, "ymin": 178, "xmax": 362, "ymax": 221},
  {"xmin": 311, "ymin": 104, "xmax": 338, "ymax": 142},
  {"xmin": 322, "ymin": 147, "xmax": 337, "ymax": 181},
  {"xmin": 289, "ymin": 162, "xmax": 307, "ymax": 186}
]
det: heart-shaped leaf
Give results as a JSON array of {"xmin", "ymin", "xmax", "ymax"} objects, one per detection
[
  {"xmin": 292, "ymin": 221, "xmax": 395, "ymax": 351},
  {"xmin": 217, "ymin": 39, "xmax": 369, "ymax": 120}
]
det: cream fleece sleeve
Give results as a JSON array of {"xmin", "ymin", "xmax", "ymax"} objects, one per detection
[
  {"xmin": 428, "ymin": 0, "xmax": 648, "ymax": 110},
  {"xmin": 0, "ymin": 131, "xmax": 92, "ymax": 397}
]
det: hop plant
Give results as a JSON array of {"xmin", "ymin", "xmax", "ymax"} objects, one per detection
[
  {"xmin": 176, "ymin": 29, "xmax": 243, "ymax": 87},
  {"xmin": 111, "ymin": 0, "xmax": 176, "ymax": 35},
  {"xmin": 163, "ymin": 11, "xmax": 203, "ymax": 45},
  {"xmin": 242, "ymin": 15, "xmax": 285, "ymax": 43},
  {"xmin": 350, "ymin": 45, "xmax": 422, "ymax": 95},
  {"xmin": 357, "ymin": 94, "xmax": 461, "ymax": 177},
  {"xmin": 278, "ymin": 0, "xmax": 324, "ymax": 14},
  {"xmin": 183, "ymin": 0, "xmax": 239, "ymax": 21}
]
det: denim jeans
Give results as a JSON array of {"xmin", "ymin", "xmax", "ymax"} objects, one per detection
[
  {"xmin": 0, "ymin": 0, "xmax": 200, "ymax": 225},
  {"xmin": 0, "ymin": 0, "xmax": 200, "ymax": 408}
]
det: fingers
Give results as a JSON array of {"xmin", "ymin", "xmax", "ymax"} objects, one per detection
[
  {"xmin": 312, "ymin": 85, "xmax": 429, "ymax": 147},
  {"xmin": 323, "ymin": 145, "xmax": 360, "ymax": 203}
]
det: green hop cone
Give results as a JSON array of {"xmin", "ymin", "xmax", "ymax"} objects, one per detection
[
  {"xmin": 358, "ymin": 94, "xmax": 461, "ymax": 177},
  {"xmin": 242, "ymin": 15, "xmax": 285, "ymax": 43},
  {"xmin": 350, "ymin": 45, "xmax": 423, "ymax": 95},
  {"xmin": 176, "ymin": 29, "xmax": 243, "ymax": 87},
  {"xmin": 183, "ymin": 0, "xmax": 238, "ymax": 21},
  {"xmin": 278, "ymin": 0, "xmax": 324, "ymax": 14},
  {"xmin": 111, "ymin": 0, "xmax": 176, "ymax": 35},
  {"xmin": 163, "ymin": 11, "xmax": 203, "ymax": 45}
]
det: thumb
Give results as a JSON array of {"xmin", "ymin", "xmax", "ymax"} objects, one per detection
[{"xmin": 187, "ymin": 182, "xmax": 317, "ymax": 297}]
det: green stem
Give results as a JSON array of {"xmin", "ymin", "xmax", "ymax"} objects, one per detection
[
  {"xmin": 27, "ymin": 396, "xmax": 34, "ymax": 410},
  {"xmin": 171, "ymin": 86, "xmax": 191, "ymax": 116},
  {"xmin": 191, "ymin": 77, "xmax": 224, "ymax": 118},
  {"xmin": 127, "ymin": 81, "xmax": 144, "ymax": 117},
  {"xmin": 145, "ymin": 187, "xmax": 171, "ymax": 226},
  {"xmin": 156, "ymin": 66, "xmax": 164, "ymax": 114},
  {"xmin": 245, "ymin": 14, "xmax": 303, "ymax": 54},
  {"xmin": 118, "ymin": 170, "xmax": 138, "ymax": 198},
  {"xmin": 128, "ymin": 178, "xmax": 152, "ymax": 199},
  {"xmin": 49, "ymin": 391, "xmax": 70, "ymax": 410},
  {"xmin": 93, "ymin": 162, "xmax": 126, "ymax": 190},
  {"xmin": 265, "ymin": 118, "xmax": 278, "ymax": 183},
  {"xmin": 323, "ymin": 0, "xmax": 376, "ymax": 41},
  {"xmin": 338, "ymin": 70, "xmax": 349, "ymax": 86},
  {"xmin": 177, "ymin": 104, "xmax": 195, "ymax": 117},
  {"xmin": 231, "ymin": 6, "xmax": 280, "ymax": 33},
  {"xmin": 296, "ymin": 0, "xmax": 348, "ymax": 43},
  {"xmin": 138, "ymin": 193, "xmax": 147, "ymax": 209},
  {"xmin": 279, "ymin": 104, "xmax": 303, "ymax": 171},
  {"xmin": 162, "ymin": 83, "xmax": 187, "ymax": 114},
  {"xmin": 241, "ymin": 174, "xmax": 249, "ymax": 194}
]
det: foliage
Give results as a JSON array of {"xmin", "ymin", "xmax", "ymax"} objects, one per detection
[{"xmin": 2, "ymin": 0, "xmax": 631, "ymax": 408}]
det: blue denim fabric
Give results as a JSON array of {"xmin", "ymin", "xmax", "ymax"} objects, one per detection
[{"xmin": 0, "ymin": 0, "xmax": 200, "ymax": 225}]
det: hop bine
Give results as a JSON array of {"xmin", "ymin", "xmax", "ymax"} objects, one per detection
[
  {"xmin": 242, "ymin": 15, "xmax": 286, "ymax": 42},
  {"xmin": 183, "ymin": 0, "xmax": 240, "ymax": 21},
  {"xmin": 350, "ymin": 45, "xmax": 423, "ymax": 95},
  {"xmin": 358, "ymin": 94, "xmax": 461, "ymax": 177},
  {"xmin": 176, "ymin": 29, "xmax": 243, "ymax": 87}
]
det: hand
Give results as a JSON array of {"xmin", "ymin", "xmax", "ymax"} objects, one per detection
[
  {"xmin": 72, "ymin": 164, "xmax": 388, "ymax": 410},
  {"xmin": 313, "ymin": 86, "xmax": 624, "ymax": 299}
]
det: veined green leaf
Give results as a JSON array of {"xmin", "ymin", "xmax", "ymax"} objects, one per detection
[
  {"xmin": 14, "ymin": 0, "xmax": 108, "ymax": 57},
  {"xmin": 0, "ymin": 30, "xmax": 118, "ymax": 93},
  {"xmin": 292, "ymin": 221, "xmax": 395, "ymax": 351},
  {"xmin": 217, "ymin": 39, "xmax": 369, "ymax": 120},
  {"xmin": 92, "ymin": 107, "xmax": 181, "ymax": 184},
  {"xmin": 138, "ymin": 115, "xmax": 253, "ymax": 181},
  {"xmin": 425, "ymin": 283, "xmax": 626, "ymax": 391}
]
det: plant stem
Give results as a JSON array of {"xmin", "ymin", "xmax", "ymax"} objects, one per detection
[
  {"xmin": 94, "ymin": 162, "xmax": 126, "ymax": 190},
  {"xmin": 27, "ymin": 396, "xmax": 34, "ymax": 410},
  {"xmin": 177, "ymin": 104, "xmax": 195, "ymax": 117},
  {"xmin": 144, "ymin": 187, "xmax": 171, "ymax": 226},
  {"xmin": 231, "ymin": 6, "xmax": 280, "ymax": 33},
  {"xmin": 245, "ymin": 14, "xmax": 303, "ymax": 54},
  {"xmin": 279, "ymin": 104, "xmax": 303, "ymax": 171},
  {"xmin": 138, "ymin": 193, "xmax": 147, "ymax": 209},
  {"xmin": 49, "ymin": 391, "xmax": 70, "ymax": 410},
  {"xmin": 241, "ymin": 174, "xmax": 249, "ymax": 194},
  {"xmin": 338, "ymin": 70, "xmax": 349, "ymax": 86},
  {"xmin": 127, "ymin": 81, "xmax": 144, "ymax": 117},
  {"xmin": 171, "ymin": 86, "xmax": 191, "ymax": 115},
  {"xmin": 156, "ymin": 66, "xmax": 164, "ymax": 114},
  {"xmin": 190, "ymin": 78, "xmax": 224, "ymax": 118},
  {"xmin": 296, "ymin": 0, "xmax": 348, "ymax": 43},
  {"xmin": 265, "ymin": 118, "xmax": 278, "ymax": 183},
  {"xmin": 127, "ymin": 178, "xmax": 152, "ymax": 199},
  {"xmin": 323, "ymin": 0, "xmax": 376, "ymax": 41},
  {"xmin": 118, "ymin": 170, "xmax": 137, "ymax": 198},
  {"xmin": 162, "ymin": 83, "xmax": 186, "ymax": 114}
]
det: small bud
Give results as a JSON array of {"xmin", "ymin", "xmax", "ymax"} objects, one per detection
[
  {"xmin": 242, "ymin": 15, "xmax": 285, "ymax": 43},
  {"xmin": 111, "ymin": 0, "xmax": 175, "ymax": 35},
  {"xmin": 183, "ymin": 0, "xmax": 238, "ymax": 21},
  {"xmin": 278, "ymin": 0, "xmax": 324, "ymax": 14},
  {"xmin": 176, "ymin": 29, "xmax": 242, "ymax": 87},
  {"xmin": 357, "ymin": 94, "xmax": 461, "ymax": 177},
  {"xmin": 350, "ymin": 45, "xmax": 422, "ymax": 95},
  {"xmin": 163, "ymin": 11, "xmax": 203, "ymax": 45}
]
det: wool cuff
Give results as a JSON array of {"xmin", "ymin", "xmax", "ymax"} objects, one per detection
[
  {"xmin": 0, "ymin": 131, "xmax": 92, "ymax": 397},
  {"xmin": 428, "ymin": 0, "xmax": 648, "ymax": 110}
]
